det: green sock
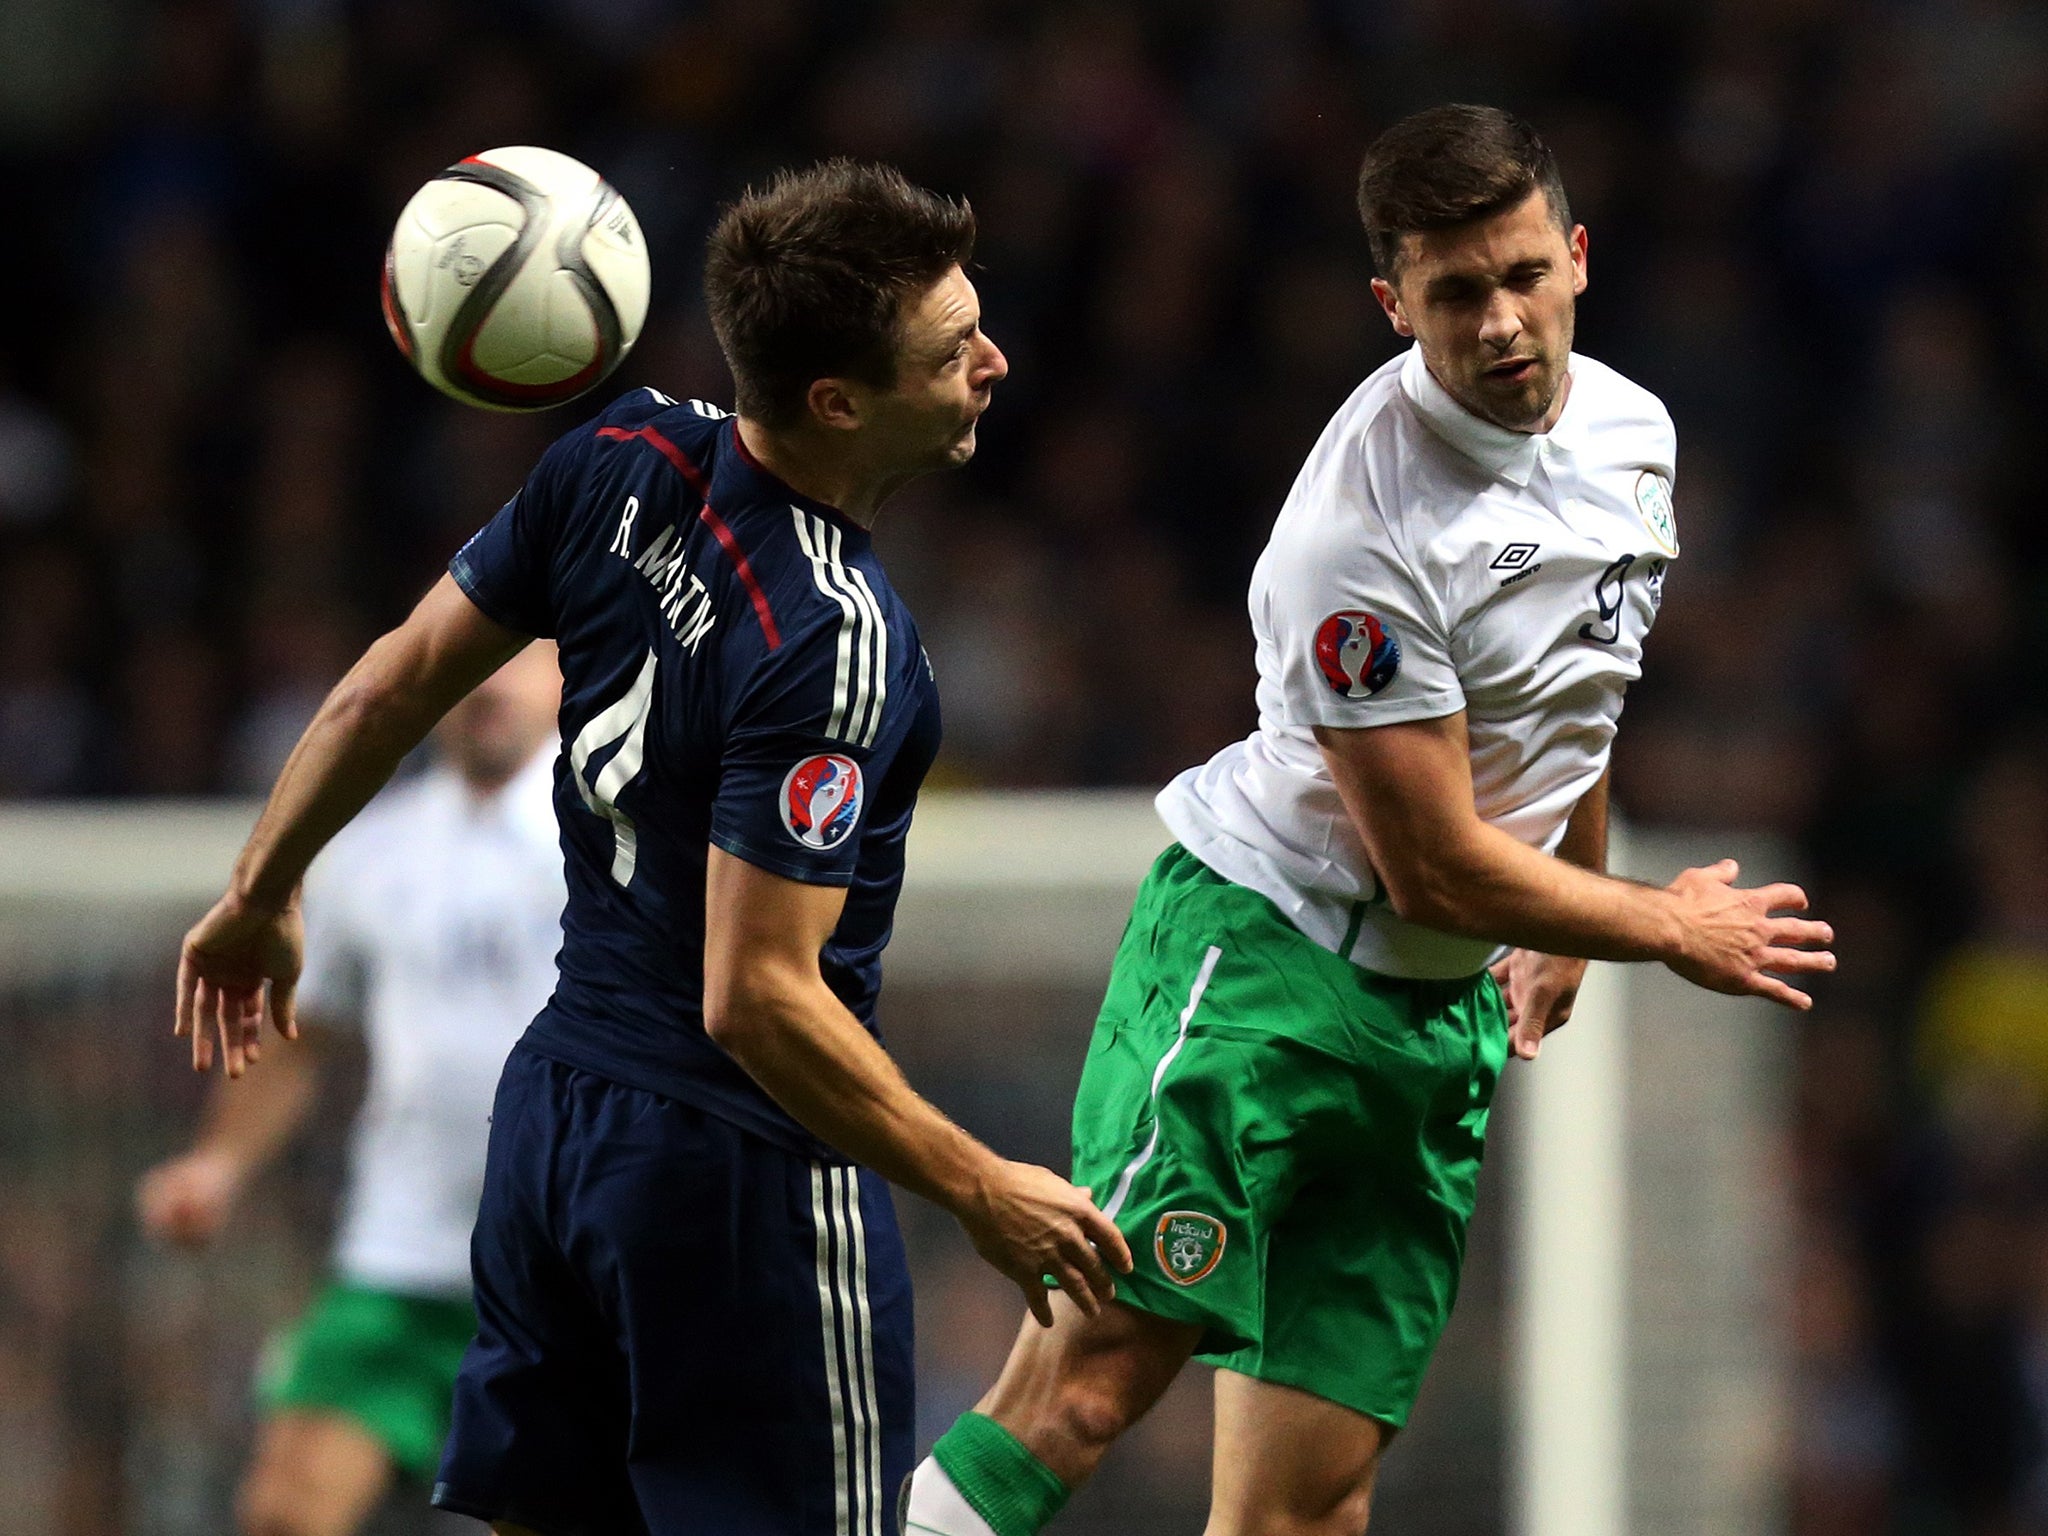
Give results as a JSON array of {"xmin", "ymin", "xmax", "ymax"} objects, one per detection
[{"xmin": 930, "ymin": 1412, "xmax": 1071, "ymax": 1536}]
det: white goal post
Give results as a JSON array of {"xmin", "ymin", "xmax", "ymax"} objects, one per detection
[{"xmin": 0, "ymin": 793, "xmax": 1787, "ymax": 1535}]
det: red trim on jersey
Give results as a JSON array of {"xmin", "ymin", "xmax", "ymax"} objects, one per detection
[
  {"xmin": 595, "ymin": 422, "xmax": 783, "ymax": 650},
  {"xmin": 696, "ymin": 504, "xmax": 782, "ymax": 650}
]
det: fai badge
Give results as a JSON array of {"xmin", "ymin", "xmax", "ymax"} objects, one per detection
[
  {"xmin": 1313, "ymin": 611, "xmax": 1402, "ymax": 699},
  {"xmin": 780, "ymin": 754, "xmax": 864, "ymax": 850},
  {"xmin": 1634, "ymin": 471, "xmax": 1679, "ymax": 557},
  {"xmin": 1155, "ymin": 1211, "xmax": 1227, "ymax": 1286}
]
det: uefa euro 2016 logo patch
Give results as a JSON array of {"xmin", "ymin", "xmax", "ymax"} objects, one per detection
[
  {"xmin": 780, "ymin": 754, "xmax": 864, "ymax": 850},
  {"xmin": 1155, "ymin": 1211, "xmax": 1226, "ymax": 1285},
  {"xmin": 1313, "ymin": 610, "xmax": 1402, "ymax": 699}
]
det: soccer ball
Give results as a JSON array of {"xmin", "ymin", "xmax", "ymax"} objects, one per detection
[{"xmin": 381, "ymin": 146, "xmax": 651, "ymax": 412}]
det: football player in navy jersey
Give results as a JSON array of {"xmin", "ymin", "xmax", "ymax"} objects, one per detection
[{"xmin": 172, "ymin": 159, "xmax": 1132, "ymax": 1536}]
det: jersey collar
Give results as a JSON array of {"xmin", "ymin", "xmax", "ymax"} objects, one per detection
[
  {"xmin": 726, "ymin": 418, "xmax": 868, "ymax": 541},
  {"xmin": 1398, "ymin": 344, "xmax": 1581, "ymax": 488}
]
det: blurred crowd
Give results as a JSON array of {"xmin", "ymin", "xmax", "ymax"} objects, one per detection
[{"xmin": 2, "ymin": 0, "xmax": 2047, "ymax": 1531}]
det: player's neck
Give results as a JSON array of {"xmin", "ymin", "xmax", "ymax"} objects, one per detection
[{"xmin": 736, "ymin": 417, "xmax": 883, "ymax": 530}]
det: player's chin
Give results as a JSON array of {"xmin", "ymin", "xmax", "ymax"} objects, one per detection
[{"xmin": 938, "ymin": 421, "xmax": 979, "ymax": 466}]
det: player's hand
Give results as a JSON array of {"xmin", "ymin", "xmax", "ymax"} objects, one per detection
[
  {"xmin": 1490, "ymin": 948, "xmax": 1587, "ymax": 1060},
  {"xmin": 1664, "ymin": 859, "xmax": 1835, "ymax": 1009},
  {"xmin": 135, "ymin": 1148, "xmax": 248, "ymax": 1248},
  {"xmin": 957, "ymin": 1159, "xmax": 1134, "ymax": 1328},
  {"xmin": 175, "ymin": 890, "xmax": 304, "ymax": 1076}
]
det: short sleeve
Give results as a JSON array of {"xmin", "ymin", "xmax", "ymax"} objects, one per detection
[
  {"xmin": 295, "ymin": 843, "xmax": 369, "ymax": 1028},
  {"xmin": 448, "ymin": 426, "xmax": 582, "ymax": 637},
  {"xmin": 709, "ymin": 618, "xmax": 901, "ymax": 886},
  {"xmin": 1264, "ymin": 506, "xmax": 1466, "ymax": 730}
]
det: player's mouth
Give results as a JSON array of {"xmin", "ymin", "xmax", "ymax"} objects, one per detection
[{"xmin": 1484, "ymin": 356, "xmax": 1540, "ymax": 385}]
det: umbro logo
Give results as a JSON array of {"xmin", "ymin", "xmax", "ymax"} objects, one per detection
[{"xmin": 1490, "ymin": 543, "xmax": 1541, "ymax": 571}]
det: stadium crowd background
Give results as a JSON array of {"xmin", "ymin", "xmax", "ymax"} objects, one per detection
[{"xmin": 1, "ymin": 1, "xmax": 2046, "ymax": 1533}]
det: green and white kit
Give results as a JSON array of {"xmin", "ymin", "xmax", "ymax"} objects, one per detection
[{"xmin": 1072, "ymin": 844, "xmax": 1509, "ymax": 1425}]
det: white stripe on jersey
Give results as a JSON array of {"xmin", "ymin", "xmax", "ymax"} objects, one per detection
[
  {"xmin": 687, "ymin": 397, "xmax": 728, "ymax": 419},
  {"xmin": 791, "ymin": 509, "xmax": 889, "ymax": 748}
]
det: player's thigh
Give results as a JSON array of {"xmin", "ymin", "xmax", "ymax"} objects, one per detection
[
  {"xmin": 1205, "ymin": 1370, "xmax": 1389, "ymax": 1536},
  {"xmin": 976, "ymin": 1292, "xmax": 1203, "ymax": 1482},
  {"xmin": 603, "ymin": 1128, "xmax": 916, "ymax": 1536},
  {"xmin": 433, "ymin": 1048, "xmax": 644, "ymax": 1535},
  {"xmin": 238, "ymin": 1409, "xmax": 393, "ymax": 1536}
]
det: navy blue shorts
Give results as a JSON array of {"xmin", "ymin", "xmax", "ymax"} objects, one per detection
[{"xmin": 433, "ymin": 1043, "xmax": 914, "ymax": 1536}]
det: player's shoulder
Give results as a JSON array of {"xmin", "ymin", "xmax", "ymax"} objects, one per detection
[
  {"xmin": 574, "ymin": 386, "xmax": 731, "ymax": 456},
  {"xmin": 1563, "ymin": 353, "xmax": 1676, "ymax": 463},
  {"xmin": 594, "ymin": 385, "xmax": 728, "ymax": 430},
  {"xmin": 1268, "ymin": 354, "xmax": 1416, "ymax": 559}
]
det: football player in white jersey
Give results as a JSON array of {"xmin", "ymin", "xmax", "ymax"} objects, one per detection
[
  {"xmin": 904, "ymin": 105, "xmax": 1836, "ymax": 1536},
  {"xmin": 137, "ymin": 644, "xmax": 562, "ymax": 1536}
]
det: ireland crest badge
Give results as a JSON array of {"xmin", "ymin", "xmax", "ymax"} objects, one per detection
[{"xmin": 1155, "ymin": 1211, "xmax": 1227, "ymax": 1286}]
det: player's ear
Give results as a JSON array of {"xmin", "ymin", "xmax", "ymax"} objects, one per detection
[
  {"xmin": 1370, "ymin": 276, "xmax": 1414, "ymax": 339},
  {"xmin": 806, "ymin": 377, "xmax": 862, "ymax": 433},
  {"xmin": 1569, "ymin": 224, "xmax": 1589, "ymax": 297}
]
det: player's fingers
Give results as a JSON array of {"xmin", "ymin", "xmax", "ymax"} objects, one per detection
[
  {"xmin": 1706, "ymin": 858, "xmax": 1739, "ymax": 883},
  {"xmin": 191, "ymin": 982, "xmax": 214, "ymax": 1072},
  {"xmin": 1078, "ymin": 1202, "xmax": 1134, "ymax": 1274},
  {"xmin": 270, "ymin": 977, "xmax": 299, "ymax": 1042},
  {"xmin": 215, "ymin": 986, "xmax": 243, "ymax": 1079},
  {"xmin": 1510, "ymin": 1018, "xmax": 1542, "ymax": 1061},
  {"xmin": 175, "ymin": 953, "xmax": 195, "ymax": 1039},
  {"xmin": 1063, "ymin": 1231, "xmax": 1118, "ymax": 1306},
  {"xmin": 1488, "ymin": 956, "xmax": 1513, "ymax": 985},
  {"xmin": 1751, "ymin": 882, "xmax": 1809, "ymax": 914},
  {"xmin": 1053, "ymin": 1260, "xmax": 1103, "ymax": 1317},
  {"xmin": 1767, "ymin": 917, "xmax": 1833, "ymax": 948},
  {"xmin": 1021, "ymin": 1276, "xmax": 1054, "ymax": 1329},
  {"xmin": 1745, "ymin": 972, "xmax": 1813, "ymax": 1010},
  {"xmin": 1761, "ymin": 946, "xmax": 1836, "ymax": 975}
]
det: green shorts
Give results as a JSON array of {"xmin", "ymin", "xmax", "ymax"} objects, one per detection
[
  {"xmin": 256, "ymin": 1280, "xmax": 477, "ymax": 1479},
  {"xmin": 1071, "ymin": 844, "xmax": 1509, "ymax": 1427}
]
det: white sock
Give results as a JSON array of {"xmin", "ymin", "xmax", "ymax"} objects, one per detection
[{"xmin": 902, "ymin": 1455, "xmax": 1000, "ymax": 1536}]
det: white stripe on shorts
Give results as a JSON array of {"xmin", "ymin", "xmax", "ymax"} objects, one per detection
[
  {"xmin": 1100, "ymin": 944, "xmax": 1223, "ymax": 1222},
  {"xmin": 811, "ymin": 1164, "xmax": 883, "ymax": 1536}
]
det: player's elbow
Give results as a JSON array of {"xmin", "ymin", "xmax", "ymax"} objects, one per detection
[
  {"xmin": 701, "ymin": 961, "xmax": 802, "ymax": 1051},
  {"xmin": 1375, "ymin": 848, "xmax": 1482, "ymax": 933}
]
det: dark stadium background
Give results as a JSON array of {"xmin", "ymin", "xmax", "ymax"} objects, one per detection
[{"xmin": 2, "ymin": 2, "xmax": 2046, "ymax": 1534}]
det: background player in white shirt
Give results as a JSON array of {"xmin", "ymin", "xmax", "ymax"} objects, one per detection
[
  {"xmin": 905, "ymin": 105, "xmax": 1838, "ymax": 1536},
  {"xmin": 137, "ymin": 644, "xmax": 562, "ymax": 1536}
]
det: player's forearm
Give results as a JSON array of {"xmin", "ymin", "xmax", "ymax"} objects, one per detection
[
  {"xmin": 708, "ymin": 977, "xmax": 996, "ymax": 1213},
  {"xmin": 191, "ymin": 1028, "xmax": 323, "ymax": 1171},
  {"xmin": 1390, "ymin": 817, "xmax": 1682, "ymax": 963}
]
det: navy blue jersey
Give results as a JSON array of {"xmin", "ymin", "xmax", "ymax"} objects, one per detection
[{"xmin": 449, "ymin": 388, "xmax": 942, "ymax": 1155}]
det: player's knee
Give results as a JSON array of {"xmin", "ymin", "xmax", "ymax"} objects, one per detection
[
  {"xmin": 1229, "ymin": 1483, "xmax": 1377, "ymax": 1536},
  {"xmin": 235, "ymin": 1469, "xmax": 315, "ymax": 1536},
  {"xmin": 1051, "ymin": 1378, "xmax": 1137, "ymax": 1454},
  {"xmin": 235, "ymin": 1461, "xmax": 360, "ymax": 1536}
]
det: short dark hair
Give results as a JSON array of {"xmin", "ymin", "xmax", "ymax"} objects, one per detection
[
  {"xmin": 703, "ymin": 160, "xmax": 977, "ymax": 428},
  {"xmin": 1356, "ymin": 105, "xmax": 1569, "ymax": 280}
]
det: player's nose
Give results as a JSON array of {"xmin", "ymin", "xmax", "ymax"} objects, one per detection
[{"xmin": 976, "ymin": 334, "xmax": 1009, "ymax": 388}]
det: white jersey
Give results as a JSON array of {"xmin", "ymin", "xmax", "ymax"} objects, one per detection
[
  {"xmin": 1159, "ymin": 343, "xmax": 1678, "ymax": 979},
  {"xmin": 297, "ymin": 748, "xmax": 563, "ymax": 1295}
]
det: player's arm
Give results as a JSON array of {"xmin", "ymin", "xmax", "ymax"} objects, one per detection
[
  {"xmin": 702, "ymin": 848, "xmax": 1133, "ymax": 1325},
  {"xmin": 177, "ymin": 576, "xmax": 528, "ymax": 1076},
  {"xmin": 1316, "ymin": 714, "xmax": 1835, "ymax": 1006},
  {"xmin": 1490, "ymin": 771, "xmax": 1605, "ymax": 1059},
  {"xmin": 136, "ymin": 1022, "xmax": 335, "ymax": 1247}
]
